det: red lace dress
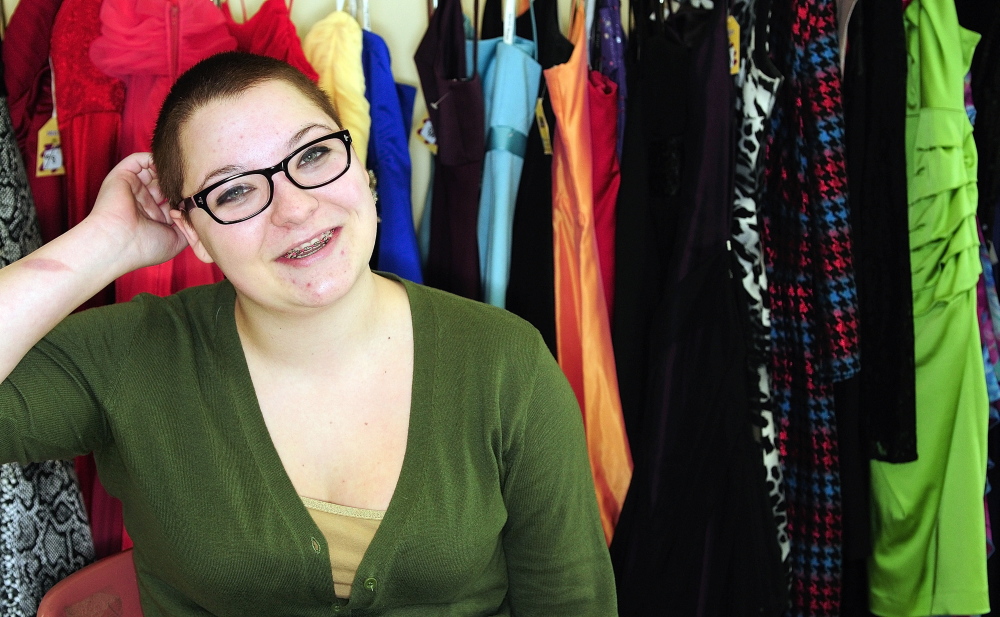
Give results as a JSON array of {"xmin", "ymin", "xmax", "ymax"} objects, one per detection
[
  {"xmin": 3, "ymin": 0, "xmax": 66, "ymax": 243},
  {"xmin": 90, "ymin": 0, "xmax": 237, "ymax": 302}
]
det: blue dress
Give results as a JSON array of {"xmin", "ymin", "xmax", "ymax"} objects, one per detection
[
  {"xmin": 362, "ymin": 29, "xmax": 423, "ymax": 283},
  {"xmin": 472, "ymin": 36, "xmax": 541, "ymax": 308}
]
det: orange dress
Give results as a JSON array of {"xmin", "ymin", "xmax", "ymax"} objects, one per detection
[{"xmin": 544, "ymin": 2, "xmax": 631, "ymax": 543}]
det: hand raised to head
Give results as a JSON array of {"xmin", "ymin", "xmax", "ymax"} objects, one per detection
[{"xmin": 89, "ymin": 152, "xmax": 190, "ymax": 272}]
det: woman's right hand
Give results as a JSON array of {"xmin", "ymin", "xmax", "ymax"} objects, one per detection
[
  {"xmin": 87, "ymin": 152, "xmax": 189, "ymax": 271},
  {"xmin": 0, "ymin": 152, "xmax": 191, "ymax": 382}
]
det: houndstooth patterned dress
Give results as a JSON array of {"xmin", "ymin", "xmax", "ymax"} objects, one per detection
[{"xmin": 762, "ymin": 0, "xmax": 861, "ymax": 612}]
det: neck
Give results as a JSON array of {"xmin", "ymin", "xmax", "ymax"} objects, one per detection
[{"xmin": 233, "ymin": 270, "xmax": 386, "ymax": 371}]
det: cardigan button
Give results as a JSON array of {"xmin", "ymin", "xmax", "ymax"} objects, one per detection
[
  {"xmin": 364, "ymin": 577, "xmax": 378, "ymax": 592},
  {"xmin": 311, "ymin": 537, "xmax": 321, "ymax": 554}
]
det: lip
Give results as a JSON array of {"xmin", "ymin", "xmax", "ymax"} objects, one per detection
[{"xmin": 276, "ymin": 227, "xmax": 340, "ymax": 265}]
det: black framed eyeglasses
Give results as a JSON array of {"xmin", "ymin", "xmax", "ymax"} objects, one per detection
[{"xmin": 178, "ymin": 130, "xmax": 353, "ymax": 225}]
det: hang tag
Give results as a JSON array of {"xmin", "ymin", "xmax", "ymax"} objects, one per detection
[
  {"xmin": 417, "ymin": 116, "xmax": 438, "ymax": 155},
  {"xmin": 36, "ymin": 116, "xmax": 66, "ymax": 177},
  {"xmin": 535, "ymin": 99, "xmax": 553, "ymax": 156},
  {"xmin": 727, "ymin": 16, "xmax": 740, "ymax": 76}
]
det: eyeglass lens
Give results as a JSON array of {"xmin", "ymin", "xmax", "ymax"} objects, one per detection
[{"xmin": 205, "ymin": 135, "xmax": 350, "ymax": 222}]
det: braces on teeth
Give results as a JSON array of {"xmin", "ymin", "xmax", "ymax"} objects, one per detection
[{"xmin": 284, "ymin": 230, "xmax": 333, "ymax": 259}]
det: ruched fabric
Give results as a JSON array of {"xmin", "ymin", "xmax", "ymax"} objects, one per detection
[{"xmin": 868, "ymin": 0, "xmax": 989, "ymax": 614}]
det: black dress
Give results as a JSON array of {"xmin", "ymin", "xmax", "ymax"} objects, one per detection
[
  {"xmin": 414, "ymin": 0, "xmax": 485, "ymax": 300},
  {"xmin": 609, "ymin": 2, "xmax": 785, "ymax": 615}
]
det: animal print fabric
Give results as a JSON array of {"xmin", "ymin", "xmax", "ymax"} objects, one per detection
[
  {"xmin": 731, "ymin": 0, "xmax": 790, "ymax": 572},
  {"xmin": 0, "ymin": 98, "xmax": 95, "ymax": 616},
  {"xmin": 0, "ymin": 462, "xmax": 95, "ymax": 616},
  {"xmin": 0, "ymin": 99, "xmax": 42, "ymax": 268}
]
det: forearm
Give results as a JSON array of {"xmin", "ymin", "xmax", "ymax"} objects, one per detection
[{"xmin": 0, "ymin": 217, "xmax": 133, "ymax": 382}]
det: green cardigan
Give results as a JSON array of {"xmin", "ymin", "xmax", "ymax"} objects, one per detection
[{"xmin": 0, "ymin": 275, "xmax": 617, "ymax": 616}]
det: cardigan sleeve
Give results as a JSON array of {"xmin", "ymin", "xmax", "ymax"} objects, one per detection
[
  {"xmin": 0, "ymin": 299, "xmax": 144, "ymax": 464},
  {"xmin": 500, "ymin": 335, "xmax": 619, "ymax": 616}
]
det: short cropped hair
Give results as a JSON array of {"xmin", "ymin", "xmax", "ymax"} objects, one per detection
[{"xmin": 152, "ymin": 52, "xmax": 342, "ymax": 207}]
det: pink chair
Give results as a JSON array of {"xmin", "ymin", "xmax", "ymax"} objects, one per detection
[{"xmin": 36, "ymin": 549, "xmax": 143, "ymax": 617}]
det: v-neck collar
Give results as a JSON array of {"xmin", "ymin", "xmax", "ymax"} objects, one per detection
[{"xmin": 213, "ymin": 274, "xmax": 435, "ymax": 607}]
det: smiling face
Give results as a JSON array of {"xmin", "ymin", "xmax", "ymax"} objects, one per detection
[{"xmin": 171, "ymin": 79, "xmax": 377, "ymax": 314}]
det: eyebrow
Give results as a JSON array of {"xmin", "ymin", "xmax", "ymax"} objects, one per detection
[
  {"xmin": 193, "ymin": 124, "xmax": 336, "ymax": 193},
  {"xmin": 287, "ymin": 123, "xmax": 334, "ymax": 150},
  {"xmin": 195, "ymin": 164, "xmax": 246, "ymax": 193}
]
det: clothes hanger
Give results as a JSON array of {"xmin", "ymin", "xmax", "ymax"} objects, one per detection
[
  {"xmin": 503, "ymin": 0, "xmax": 516, "ymax": 43},
  {"xmin": 464, "ymin": 0, "xmax": 480, "ymax": 81},
  {"xmin": 360, "ymin": 0, "xmax": 371, "ymax": 30},
  {"xmin": 584, "ymin": 0, "xmax": 596, "ymax": 62}
]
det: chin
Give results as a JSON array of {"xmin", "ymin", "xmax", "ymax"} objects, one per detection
[{"xmin": 285, "ymin": 267, "xmax": 368, "ymax": 308}]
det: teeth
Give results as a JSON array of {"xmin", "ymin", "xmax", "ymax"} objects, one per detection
[{"xmin": 284, "ymin": 230, "xmax": 333, "ymax": 259}]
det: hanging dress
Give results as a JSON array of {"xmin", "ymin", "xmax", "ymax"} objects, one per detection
[
  {"xmin": 90, "ymin": 0, "xmax": 235, "ymax": 303},
  {"xmin": 414, "ymin": 0, "xmax": 485, "ymax": 300},
  {"xmin": 838, "ymin": 1, "xmax": 913, "ymax": 609},
  {"xmin": 0, "ymin": 95, "xmax": 95, "ymax": 616},
  {"xmin": 588, "ymin": 70, "xmax": 619, "ymax": 321},
  {"xmin": 867, "ymin": 0, "xmax": 989, "ymax": 613},
  {"xmin": 609, "ymin": 2, "xmax": 785, "ymax": 615},
  {"xmin": 483, "ymin": 0, "xmax": 572, "ymax": 357},
  {"xmin": 476, "ymin": 32, "xmax": 541, "ymax": 309},
  {"xmin": 591, "ymin": 0, "xmax": 627, "ymax": 159},
  {"xmin": 841, "ymin": 0, "xmax": 915, "ymax": 464},
  {"xmin": 50, "ymin": 0, "xmax": 127, "ymax": 559},
  {"xmin": 221, "ymin": 0, "xmax": 319, "ymax": 82},
  {"xmin": 2, "ymin": 0, "xmax": 67, "ymax": 244},
  {"xmin": 762, "ymin": 0, "xmax": 862, "ymax": 609},
  {"xmin": 588, "ymin": 0, "xmax": 626, "ymax": 319},
  {"xmin": 304, "ymin": 10, "xmax": 370, "ymax": 170},
  {"xmin": 544, "ymin": 0, "xmax": 631, "ymax": 545},
  {"xmin": 362, "ymin": 28, "xmax": 422, "ymax": 283},
  {"xmin": 730, "ymin": 0, "xmax": 790, "ymax": 571}
]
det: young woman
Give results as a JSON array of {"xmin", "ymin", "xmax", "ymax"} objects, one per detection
[{"xmin": 0, "ymin": 52, "xmax": 616, "ymax": 616}]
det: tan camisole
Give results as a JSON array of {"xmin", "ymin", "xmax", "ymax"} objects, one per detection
[{"xmin": 301, "ymin": 496, "xmax": 385, "ymax": 599}]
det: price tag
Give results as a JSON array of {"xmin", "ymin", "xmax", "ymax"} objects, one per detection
[
  {"xmin": 535, "ymin": 98, "xmax": 553, "ymax": 156},
  {"xmin": 36, "ymin": 116, "xmax": 66, "ymax": 177},
  {"xmin": 417, "ymin": 116, "xmax": 438, "ymax": 155},
  {"xmin": 727, "ymin": 16, "xmax": 741, "ymax": 76}
]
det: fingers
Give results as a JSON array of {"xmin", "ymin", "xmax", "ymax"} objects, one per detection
[{"xmin": 114, "ymin": 153, "xmax": 175, "ymax": 225}]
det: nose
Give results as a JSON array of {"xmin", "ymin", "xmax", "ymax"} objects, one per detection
[{"xmin": 268, "ymin": 173, "xmax": 319, "ymax": 227}]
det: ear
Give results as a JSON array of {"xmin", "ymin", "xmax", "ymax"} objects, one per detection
[{"xmin": 169, "ymin": 209, "xmax": 215, "ymax": 264}]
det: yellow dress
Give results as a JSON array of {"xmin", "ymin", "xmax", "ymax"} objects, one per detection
[{"xmin": 303, "ymin": 11, "xmax": 370, "ymax": 169}]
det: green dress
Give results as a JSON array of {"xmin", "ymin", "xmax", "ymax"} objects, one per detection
[{"xmin": 868, "ymin": 0, "xmax": 988, "ymax": 614}]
